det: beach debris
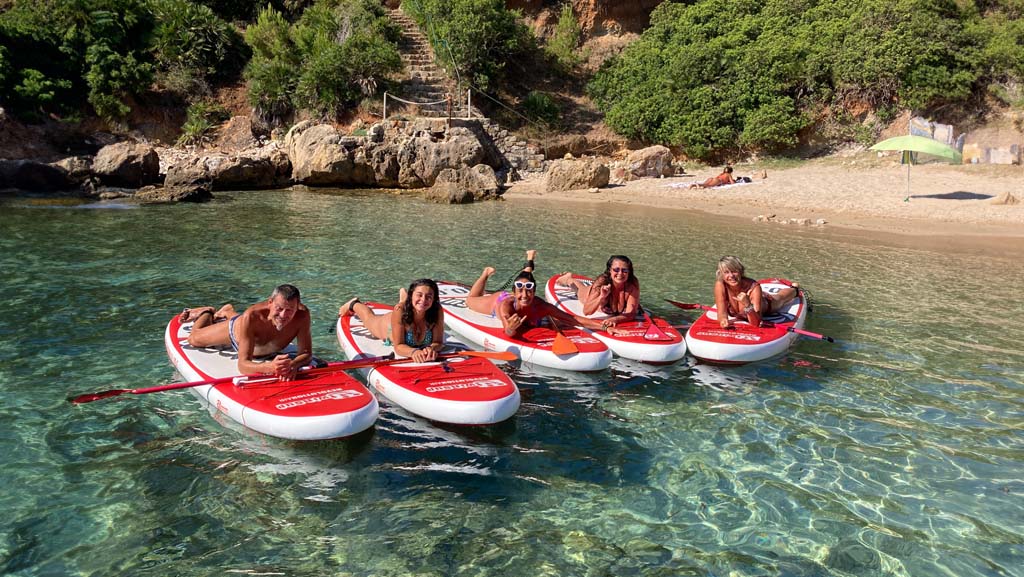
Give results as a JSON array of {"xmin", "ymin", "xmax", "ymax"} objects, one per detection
[
  {"xmin": 753, "ymin": 214, "xmax": 827, "ymax": 227},
  {"xmin": 991, "ymin": 191, "xmax": 1020, "ymax": 205}
]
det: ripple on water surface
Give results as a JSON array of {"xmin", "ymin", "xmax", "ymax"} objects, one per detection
[{"xmin": 1, "ymin": 190, "xmax": 1022, "ymax": 576}]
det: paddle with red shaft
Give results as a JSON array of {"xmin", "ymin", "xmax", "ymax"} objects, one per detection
[
  {"xmin": 69, "ymin": 350, "xmax": 518, "ymax": 404},
  {"xmin": 665, "ymin": 299, "xmax": 835, "ymax": 343},
  {"xmin": 546, "ymin": 316, "xmax": 580, "ymax": 355}
]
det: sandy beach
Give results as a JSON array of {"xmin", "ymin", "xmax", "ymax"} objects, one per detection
[{"xmin": 505, "ymin": 156, "xmax": 1024, "ymax": 253}]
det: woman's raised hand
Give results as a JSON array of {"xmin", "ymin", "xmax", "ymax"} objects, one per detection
[{"xmin": 505, "ymin": 313, "xmax": 524, "ymax": 334}]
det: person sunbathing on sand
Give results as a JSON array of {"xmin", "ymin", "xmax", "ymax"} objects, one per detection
[
  {"xmin": 689, "ymin": 166, "xmax": 736, "ymax": 189},
  {"xmin": 180, "ymin": 284, "xmax": 312, "ymax": 379},
  {"xmin": 714, "ymin": 256, "xmax": 799, "ymax": 329},
  {"xmin": 465, "ymin": 250, "xmax": 614, "ymax": 336},
  {"xmin": 556, "ymin": 254, "xmax": 640, "ymax": 329},
  {"xmin": 338, "ymin": 278, "xmax": 445, "ymax": 364}
]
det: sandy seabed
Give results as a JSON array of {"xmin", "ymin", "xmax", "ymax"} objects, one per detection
[{"xmin": 505, "ymin": 158, "xmax": 1024, "ymax": 256}]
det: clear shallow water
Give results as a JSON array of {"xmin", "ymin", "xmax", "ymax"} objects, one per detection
[{"xmin": 1, "ymin": 190, "xmax": 1022, "ymax": 576}]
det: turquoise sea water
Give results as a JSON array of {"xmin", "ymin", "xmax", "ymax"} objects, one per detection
[{"xmin": 1, "ymin": 189, "xmax": 1022, "ymax": 576}]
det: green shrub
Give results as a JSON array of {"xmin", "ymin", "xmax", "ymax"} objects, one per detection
[
  {"xmin": 244, "ymin": 0, "xmax": 400, "ymax": 123},
  {"xmin": 150, "ymin": 0, "xmax": 247, "ymax": 86},
  {"xmin": 244, "ymin": 5, "xmax": 299, "ymax": 121},
  {"xmin": 545, "ymin": 3, "xmax": 583, "ymax": 70},
  {"xmin": 178, "ymin": 100, "xmax": 230, "ymax": 145},
  {"xmin": 522, "ymin": 91, "xmax": 560, "ymax": 126}
]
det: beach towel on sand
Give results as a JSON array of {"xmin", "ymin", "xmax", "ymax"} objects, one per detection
[{"xmin": 664, "ymin": 179, "xmax": 759, "ymax": 190}]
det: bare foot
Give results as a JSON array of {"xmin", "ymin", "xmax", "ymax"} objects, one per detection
[
  {"xmin": 556, "ymin": 272, "xmax": 574, "ymax": 286},
  {"xmin": 398, "ymin": 287, "xmax": 408, "ymax": 305},
  {"xmin": 338, "ymin": 297, "xmax": 359, "ymax": 317},
  {"xmin": 482, "ymin": 266, "xmax": 496, "ymax": 277},
  {"xmin": 214, "ymin": 304, "xmax": 235, "ymax": 321},
  {"xmin": 761, "ymin": 170, "xmax": 768, "ymax": 179},
  {"xmin": 525, "ymin": 249, "xmax": 537, "ymax": 261},
  {"xmin": 180, "ymin": 307, "xmax": 214, "ymax": 322}
]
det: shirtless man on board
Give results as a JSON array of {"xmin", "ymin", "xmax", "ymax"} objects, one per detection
[{"xmin": 180, "ymin": 284, "xmax": 312, "ymax": 379}]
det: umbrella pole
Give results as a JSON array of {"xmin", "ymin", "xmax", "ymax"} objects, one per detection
[{"xmin": 905, "ymin": 163, "xmax": 910, "ymax": 202}]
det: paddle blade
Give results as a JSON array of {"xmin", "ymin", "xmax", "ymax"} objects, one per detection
[
  {"xmin": 789, "ymin": 327, "xmax": 835, "ymax": 343},
  {"xmin": 638, "ymin": 319, "xmax": 671, "ymax": 342},
  {"xmin": 552, "ymin": 331, "xmax": 579, "ymax": 355},
  {"xmin": 68, "ymin": 389, "xmax": 131, "ymax": 404}
]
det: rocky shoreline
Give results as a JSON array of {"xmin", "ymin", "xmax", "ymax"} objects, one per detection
[{"xmin": 0, "ymin": 110, "xmax": 689, "ymax": 205}]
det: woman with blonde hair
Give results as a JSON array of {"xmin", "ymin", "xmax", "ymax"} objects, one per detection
[{"xmin": 713, "ymin": 256, "xmax": 798, "ymax": 329}]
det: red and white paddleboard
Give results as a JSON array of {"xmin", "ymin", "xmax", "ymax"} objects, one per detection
[
  {"xmin": 544, "ymin": 274, "xmax": 686, "ymax": 364},
  {"xmin": 437, "ymin": 281, "xmax": 612, "ymax": 372},
  {"xmin": 336, "ymin": 302, "xmax": 520, "ymax": 424},
  {"xmin": 164, "ymin": 315, "xmax": 378, "ymax": 440},
  {"xmin": 685, "ymin": 279, "xmax": 808, "ymax": 364}
]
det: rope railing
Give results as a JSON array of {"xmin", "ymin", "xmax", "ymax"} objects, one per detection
[{"xmin": 383, "ymin": 91, "xmax": 460, "ymax": 121}]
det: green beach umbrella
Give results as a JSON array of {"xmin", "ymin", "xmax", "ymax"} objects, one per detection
[{"xmin": 869, "ymin": 135, "xmax": 963, "ymax": 201}]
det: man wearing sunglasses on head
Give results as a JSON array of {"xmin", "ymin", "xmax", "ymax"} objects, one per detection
[
  {"xmin": 556, "ymin": 255, "xmax": 640, "ymax": 330},
  {"xmin": 466, "ymin": 250, "xmax": 612, "ymax": 336}
]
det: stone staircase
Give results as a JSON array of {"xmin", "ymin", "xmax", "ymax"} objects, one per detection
[
  {"xmin": 388, "ymin": 8, "xmax": 459, "ymax": 118},
  {"xmin": 385, "ymin": 7, "xmax": 547, "ymax": 178}
]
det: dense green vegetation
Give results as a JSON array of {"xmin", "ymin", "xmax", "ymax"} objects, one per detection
[
  {"xmin": 245, "ymin": 0, "xmax": 401, "ymax": 123},
  {"xmin": 589, "ymin": 0, "xmax": 1024, "ymax": 159},
  {"xmin": 0, "ymin": 0, "xmax": 398, "ymax": 126},
  {"xmin": 1, "ymin": 0, "xmax": 1020, "ymax": 158},
  {"xmin": 403, "ymin": 0, "xmax": 533, "ymax": 90},
  {"xmin": 0, "ymin": 0, "xmax": 156, "ymax": 121}
]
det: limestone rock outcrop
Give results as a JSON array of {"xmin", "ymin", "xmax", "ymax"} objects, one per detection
[
  {"xmin": 92, "ymin": 141, "xmax": 161, "ymax": 187},
  {"xmin": 0, "ymin": 159, "xmax": 74, "ymax": 191},
  {"xmin": 546, "ymin": 157, "xmax": 610, "ymax": 192},
  {"xmin": 626, "ymin": 145, "xmax": 674, "ymax": 179}
]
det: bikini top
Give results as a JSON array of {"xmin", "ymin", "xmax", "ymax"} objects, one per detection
[
  {"xmin": 600, "ymin": 282, "xmax": 640, "ymax": 316},
  {"xmin": 384, "ymin": 326, "xmax": 433, "ymax": 348},
  {"xmin": 405, "ymin": 327, "xmax": 432, "ymax": 347}
]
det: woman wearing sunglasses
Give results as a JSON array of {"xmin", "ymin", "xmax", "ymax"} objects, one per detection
[
  {"xmin": 466, "ymin": 251, "xmax": 609, "ymax": 336},
  {"xmin": 556, "ymin": 255, "xmax": 640, "ymax": 329},
  {"xmin": 338, "ymin": 278, "xmax": 444, "ymax": 364}
]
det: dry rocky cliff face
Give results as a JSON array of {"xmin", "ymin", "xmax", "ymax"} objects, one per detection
[
  {"xmin": 508, "ymin": 0, "xmax": 662, "ymax": 37},
  {"xmin": 508, "ymin": 0, "xmax": 662, "ymax": 72}
]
